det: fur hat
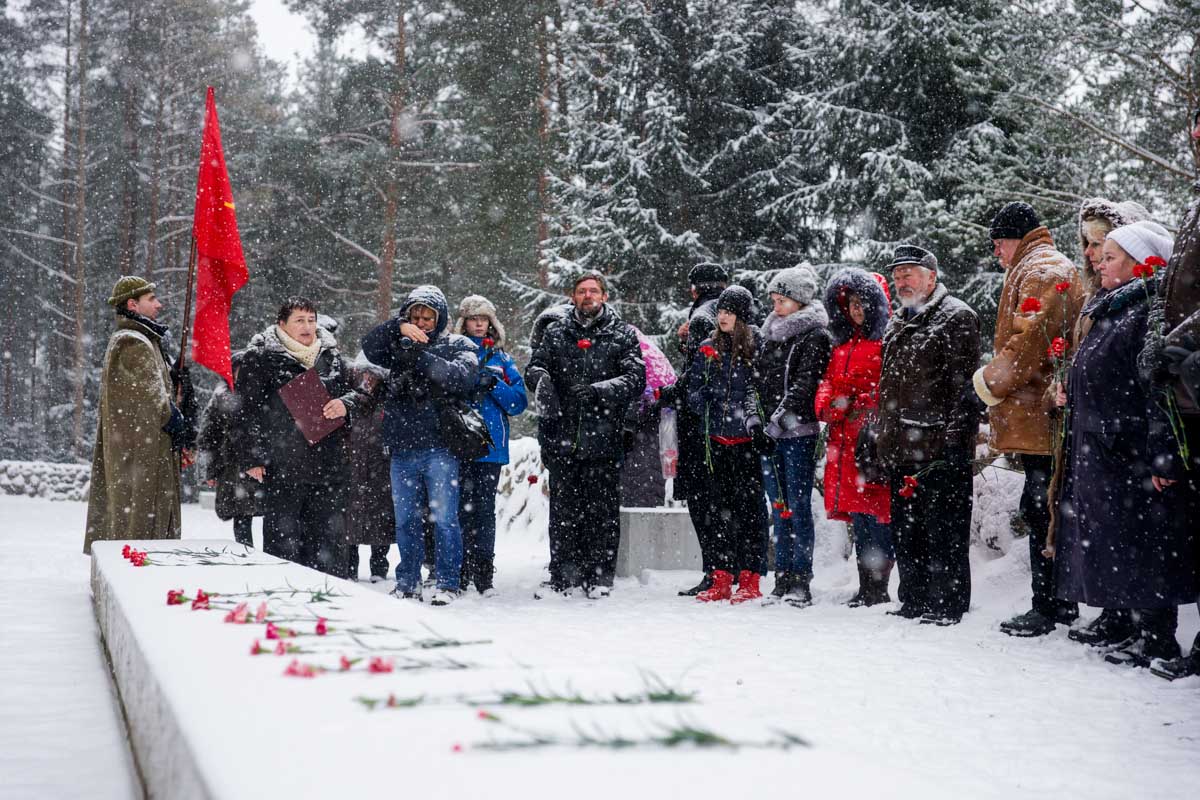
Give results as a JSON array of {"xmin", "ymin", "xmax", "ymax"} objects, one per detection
[
  {"xmin": 767, "ymin": 265, "xmax": 820, "ymax": 306},
  {"xmin": 1077, "ymin": 197, "xmax": 1150, "ymax": 250},
  {"xmin": 453, "ymin": 294, "xmax": 506, "ymax": 347},
  {"xmin": 823, "ymin": 268, "xmax": 891, "ymax": 345},
  {"xmin": 716, "ymin": 285, "xmax": 754, "ymax": 320},
  {"xmin": 989, "ymin": 201, "xmax": 1041, "ymax": 241},
  {"xmin": 688, "ymin": 262, "xmax": 729, "ymax": 287},
  {"xmin": 107, "ymin": 275, "xmax": 156, "ymax": 308},
  {"xmin": 1107, "ymin": 220, "xmax": 1174, "ymax": 266},
  {"xmin": 887, "ymin": 245, "xmax": 938, "ymax": 273}
]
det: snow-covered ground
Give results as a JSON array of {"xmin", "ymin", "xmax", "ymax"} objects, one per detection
[{"xmin": 3, "ymin": 479, "xmax": 1199, "ymax": 799}]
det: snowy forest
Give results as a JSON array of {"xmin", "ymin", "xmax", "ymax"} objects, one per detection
[{"xmin": 0, "ymin": 0, "xmax": 1198, "ymax": 463}]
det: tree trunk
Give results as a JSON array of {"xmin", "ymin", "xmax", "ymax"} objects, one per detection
[
  {"xmin": 535, "ymin": 6, "xmax": 552, "ymax": 288},
  {"xmin": 376, "ymin": 3, "xmax": 407, "ymax": 322},
  {"xmin": 71, "ymin": 0, "xmax": 90, "ymax": 459},
  {"xmin": 146, "ymin": 80, "xmax": 165, "ymax": 278},
  {"xmin": 56, "ymin": 0, "xmax": 74, "ymax": 411},
  {"xmin": 117, "ymin": 8, "xmax": 141, "ymax": 273}
]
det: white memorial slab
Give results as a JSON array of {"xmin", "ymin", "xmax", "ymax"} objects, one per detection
[{"xmin": 615, "ymin": 507, "xmax": 703, "ymax": 577}]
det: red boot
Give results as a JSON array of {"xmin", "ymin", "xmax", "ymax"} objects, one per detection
[
  {"xmin": 696, "ymin": 569, "xmax": 734, "ymax": 602},
  {"xmin": 730, "ymin": 571, "xmax": 762, "ymax": 604}
]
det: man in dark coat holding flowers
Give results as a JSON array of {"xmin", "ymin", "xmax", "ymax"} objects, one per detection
[{"xmin": 526, "ymin": 272, "xmax": 645, "ymax": 598}]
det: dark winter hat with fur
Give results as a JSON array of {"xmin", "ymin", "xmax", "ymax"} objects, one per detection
[
  {"xmin": 824, "ymin": 268, "xmax": 891, "ymax": 345},
  {"xmin": 989, "ymin": 202, "xmax": 1041, "ymax": 241},
  {"xmin": 107, "ymin": 275, "xmax": 156, "ymax": 308},
  {"xmin": 767, "ymin": 265, "xmax": 820, "ymax": 306},
  {"xmin": 887, "ymin": 245, "xmax": 938, "ymax": 273},
  {"xmin": 715, "ymin": 285, "xmax": 754, "ymax": 321},
  {"xmin": 688, "ymin": 262, "xmax": 729, "ymax": 286}
]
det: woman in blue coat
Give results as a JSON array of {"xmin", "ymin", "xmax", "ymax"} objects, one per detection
[{"xmin": 453, "ymin": 295, "xmax": 528, "ymax": 594}]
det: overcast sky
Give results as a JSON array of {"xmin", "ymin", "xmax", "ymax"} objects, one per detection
[{"xmin": 248, "ymin": 0, "xmax": 316, "ymax": 85}]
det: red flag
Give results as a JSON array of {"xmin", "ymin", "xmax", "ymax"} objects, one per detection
[{"xmin": 191, "ymin": 86, "xmax": 249, "ymax": 389}]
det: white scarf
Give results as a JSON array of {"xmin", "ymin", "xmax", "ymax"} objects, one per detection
[{"xmin": 275, "ymin": 325, "xmax": 322, "ymax": 370}]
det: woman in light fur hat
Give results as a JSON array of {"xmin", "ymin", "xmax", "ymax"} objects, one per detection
[
  {"xmin": 756, "ymin": 265, "xmax": 833, "ymax": 607},
  {"xmin": 452, "ymin": 294, "xmax": 528, "ymax": 595}
]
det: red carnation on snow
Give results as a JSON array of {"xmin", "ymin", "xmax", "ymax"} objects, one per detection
[
  {"xmin": 224, "ymin": 602, "xmax": 249, "ymax": 624},
  {"xmin": 250, "ymin": 640, "xmax": 265, "ymax": 656},
  {"xmin": 1054, "ymin": 281, "xmax": 1071, "ymax": 294},
  {"xmin": 368, "ymin": 657, "xmax": 394, "ymax": 674},
  {"xmin": 527, "ymin": 474, "xmax": 538, "ymax": 485},
  {"xmin": 283, "ymin": 659, "xmax": 317, "ymax": 679},
  {"xmin": 265, "ymin": 622, "xmax": 280, "ymax": 640},
  {"xmin": 481, "ymin": 337, "xmax": 495, "ymax": 348},
  {"xmin": 255, "ymin": 602, "xmax": 268, "ymax": 623},
  {"xmin": 1020, "ymin": 297, "xmax": 1042, "ymax": 314},
  {"xmin": 274, "ymin": 640, "xmax": 288, "ymax": 656},
  {"xmin": 477, "ymin": 710, "xmax": 500, "ymax": 721},
  {"xmin": 577, "ymin": 339, "xmax": 592, "ymax": 350},
  {"xmin": 451, "ymin": 743, "xmax": 464, "ymax": 753},
  {"xmin": 166, "ymin": 589, "xmax": 185, "ymax": 606},
  {"xmin": 339, "ymin": 655, "xmax": 354, "ymax": 672},
  {"xmin": 315, "ymin": 618, "xmax": 328, "ymax": 636},
  {"xmin": 191, "ymin": 590, "xmax": 211, "ymax": 610},
  {"xmin": 122, "ymin": 545, "xmax": 132, "ymax": 559}
]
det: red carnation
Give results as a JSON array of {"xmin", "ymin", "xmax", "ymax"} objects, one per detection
[
  {"xmin": 1020, "ymin": 297, "xmax": 1042, "ymax": 314},
  {"xmin": 339, "ymin": 655, "xmax": 354, "ymax": 672},
  {"xmin": 255, "ymin": 602, "xmax": 268, "ymax": 623},
  {"xmin": 191, "ymin": 590, "xmax": 210, "ymax": 610},
  {"xmin": 283, "ymin": 659, "xmax": 317, "ymax": 678},
  {"xmin": 122, "ymin": 544, "xmax": 131, "ymax": 559},
  {"xmin": 477, "ymin": 710, "xmax": 500, "ymax": 721},
  {"xmin": 250, "ymin": 640, "xmax": 265, "ymax": 656},
  {"xmin": 265, "ymin": 622, "xmax": 280, "ymax": 640},
  {"xmin": 274, "ymin": 640, "xmax": 287, "ymax": 656},
  {"xmin": 527, "ymin": 474, "xmax": 538, "ymax": 485},
  {"xmin": 1054, "ymin": 281, "xmax": 1071, "ymax": 294},
  {"xmin": 780, "ymin": 510, "xmax": 794, "ymax": 520},
  {"xmin": 451, "ymin": 743, "xmax": 464, "ymax": 753},
  {"xmin": 368, "ymin": 657, "xmax": 394, "ymax": 674},
  {"xmin": 699, "ymin": 344, "xmax": 718, "ymax": 360},
  {"xmin": 903, "ymin": 475, "xmax": 919, "ymax": 488},
  {"xmin": 1144, "ymin": 256, "xmax": 1167, "ymax": 268},
  {"xmin": 772, "ymin": 501, "xmax": 785, "ymax": 510},
  {"xmin": 577, "ymin": 339, "xmax": 592, "ymax": 350},
  {"xmin": 1133, "ymin": 263, "xmax": 1155, "ymax": 279},
  {"xmin": 898, "ymin": 486, "xmax": 915, "ymax": 499},
  {"xmin": 315, "ymin": 618, "xmax": 328, "ymax": 636},
  {"xmin": 224, "ymin": 602, "xmax": 249, "ymax": 624},
  {"xmin": 481, "ymin": 337, "xmax": 495, "ymax": 348},
  {"xmin": 1047, "ymin": 337, "xmax": 1067, "ymax": 359},
  {"xmin": 166, "ymin": 589, "xmax": 185, "ymax": 606}
]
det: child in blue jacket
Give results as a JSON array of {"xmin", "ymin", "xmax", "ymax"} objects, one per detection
[{"xmin": 453, "ymin": 295, "xmax": 528, "ymax": 594}]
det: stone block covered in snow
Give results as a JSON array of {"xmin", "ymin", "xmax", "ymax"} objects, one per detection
[{"xmin": 615, "ymin": 507, "xmax": 703, "ymax": 577}]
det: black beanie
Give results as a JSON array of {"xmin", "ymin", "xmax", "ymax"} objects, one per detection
[
  {"xmin": 688, "ymin": 262, "xmax": 729, "ymax": 286},
  {"xmin": 715, "ymin": 285, "xmax": 754, "ymax": 320},
  {"xmin": 989, "ymin": 202, "xmax": 1041, "ymax": 240}
]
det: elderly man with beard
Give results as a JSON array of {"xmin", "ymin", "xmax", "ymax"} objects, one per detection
[
  {"xmin": 872, "ymin": 246, "xmax": 981, "ymax": 625},
  {"xmin": 526, "ymin": 272, "xmax": 645, "ymax": 599}
]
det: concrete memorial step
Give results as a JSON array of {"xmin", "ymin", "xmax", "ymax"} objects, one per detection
[{"xmin": 615, "ymin": 507, "xmax": 703, "ymax": 577}]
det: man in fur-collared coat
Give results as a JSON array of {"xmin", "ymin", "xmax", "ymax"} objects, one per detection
[
  {"xmin": 84, "ymin": 276, "xmax": 186, "ymax": 554},
  {"xmin": 973, "ymin": 202, "xmax": 1084, "ymax": 637}
]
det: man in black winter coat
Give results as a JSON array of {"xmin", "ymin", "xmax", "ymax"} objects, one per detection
[
  {"xmin": 659, "ymin": 262, "xmax": 728, "ymax": 595},
  {"xmin": 526, "ymin": 272, "xmax": 646, "ymax": 597}
]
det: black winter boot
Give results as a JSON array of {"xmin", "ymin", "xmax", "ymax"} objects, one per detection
[
  {"xmin": 679, "ymin": 571, "xmax": 714, "ymax": 597},
  {"xmin": 1150, "ymin": 633, "xmax": 1200, "ymax": 681},
  {"xmin": 771, "ymin": 571, "xmax": 794, "ymax": 599},
  {"xmin": 846, "ymin": 563, "xmax": 870, "ymax": 607},
  {"xmin": 474, "ymin": 561, "xmax": 495, "ymax": 594},
  {"xmin": 1104, "ymin": 608, "xmax": 1181, "ymax": 668},
  {"xmin": 999, "ymin": 610, "xmax": 1058, "ymax": 638},
  {"xmin": 784, "ymin": 572, "xmax": 812, "ymax": 608},
  {"xmin": 1069, "ymin": 608, "xmax": 1135, "ymax": 648},
  {"xmin": 863, "ymin": 560, "xmax": 893, "ymax": 606}
]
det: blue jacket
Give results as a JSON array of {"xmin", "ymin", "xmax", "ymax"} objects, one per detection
[
  {"xmin": 360, "ymin": 286, "xmax": 478, "ymax": 453},
  {"xmin": 467, "ymin": 336, "xmax": 528, "ymax": 463}
]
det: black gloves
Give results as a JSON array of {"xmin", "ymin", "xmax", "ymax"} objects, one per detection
[
  {"xmin": 1165, "ymin": 345, "xmax": 1200, "ymax": 405},
  {"xmin": 568, "ymin": 382, "xmax": 596, "ymax": 405},
  {"xmin": 657, "ymin": 382, "xmax": 679, "ymax": 407},
  {"xmin": 749, "ymin": 423, "xmax": 775, "ymax": 457},
  {"xmin": 163, "ymin": 402, "xmax": 187, "ymax": 452},
  {"xmin": 477, "ymin": 371, "xmax": 499, "ymax": 393},
  {"xmin": 534, "ymin": 379, "xmax": 561, "ymax": 419},
  {"xmin": 392, "ymin": 337, "xmax": 422, "ymax": 370}
]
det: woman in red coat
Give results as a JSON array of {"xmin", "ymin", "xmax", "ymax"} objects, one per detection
[{"xmin": 814, "ymin": 268, "xmax": 894, "ymax": 606}]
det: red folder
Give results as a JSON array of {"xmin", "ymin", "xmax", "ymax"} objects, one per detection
[{"xmin": 277, "ymin": 368, "xmax": 345, "ymax": 445}]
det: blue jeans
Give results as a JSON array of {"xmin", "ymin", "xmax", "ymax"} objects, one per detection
[
  {"xmin": 764, "ymin": 435, "xmax": 817, "ymax": 576},
  {"xmin": 851, "ymin": 512, "xmax": 894, "ymax": 570},
  {"xmin": 390, "ymin": 449, "xmax": 462, "ymax": 592}
]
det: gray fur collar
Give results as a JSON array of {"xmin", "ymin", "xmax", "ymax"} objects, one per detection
[{"xmin": 760, "ymin": 304, "xmax": 829, "ymax": 343}]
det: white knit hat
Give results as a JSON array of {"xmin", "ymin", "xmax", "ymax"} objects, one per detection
[
  {"xmin": 453, "ymin": 294, "xmax": 506, "ymax": 346},
  {"xmin": 1107, "ymin": 220, "xmax": 1174, "ymax": 265}
]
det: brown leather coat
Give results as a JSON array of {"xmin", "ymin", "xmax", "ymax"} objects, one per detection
[
  {"xmin": 875, "ymin": 283, "xmax": 981, "ymax": 468},
  {"xmin": 976, "ymin": 228, "xmax": 1083, "ymax": 455}
]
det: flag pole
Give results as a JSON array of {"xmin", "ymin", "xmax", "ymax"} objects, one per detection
[{"xmin": 178, "ymin": 234, "xmax": 198, "ymax": 372}]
